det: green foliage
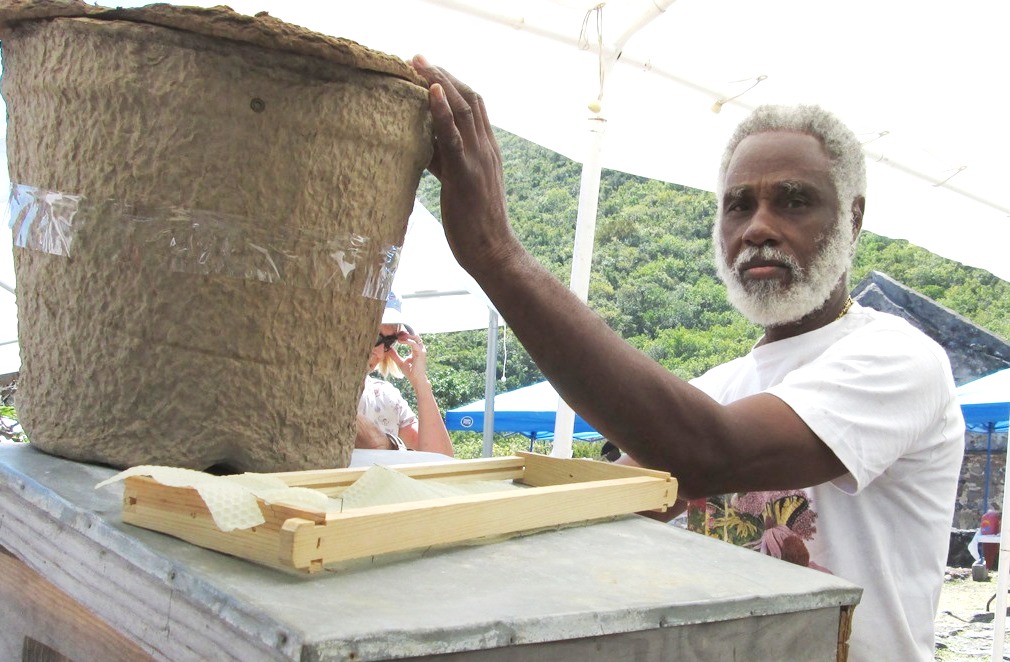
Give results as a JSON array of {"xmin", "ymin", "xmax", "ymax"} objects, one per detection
[
  {"xmin": 0, "ymin": 404, "xmax": 27, "ymax": 443},
  {"xmin": 449, "ymin": 431, "xmax": 605, "ymax": 460},
  {"xmin": 411, "ymin": 126, "xmax": 1010, "ymax": 454},
  {"xmin": 852, "ymin": 235, "xmax": 1010, "ymax": 340},
  {"xmin": 628, "ymin": 317, "xmax": 761, "ymax": 380}
]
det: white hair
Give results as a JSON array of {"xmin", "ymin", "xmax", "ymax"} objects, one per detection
[{"xmin": 717, "ymin": 104, "xmax": 866, "ymax": 256}]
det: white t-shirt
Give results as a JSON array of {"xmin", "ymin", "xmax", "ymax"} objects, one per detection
[
  {"xmin": 358, "ymin": 376, "xmax": 417, "ymax": 438},
  {"xmin": 690, "ymin": 302, "xmax": 964, "ymax": 662}
]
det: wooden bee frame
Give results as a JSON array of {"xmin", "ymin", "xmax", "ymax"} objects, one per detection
[{"xmin": 121, "ymin": 452, "xmax": 678, "ymax": 573}]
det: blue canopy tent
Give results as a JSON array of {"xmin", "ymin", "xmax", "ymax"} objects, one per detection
[
  {"xmin": 956, "ymin": 368, "xmax": 1010, "ymax": 513},
  {"xmin": 445, "ymin": 381, "xmax": 601, "ymax": 446},
  {"xmin": 958, "ymin": 368, "xmax": 1010, "ymax": 434}
]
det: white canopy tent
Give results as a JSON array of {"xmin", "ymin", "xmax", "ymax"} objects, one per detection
[
  {"xmin": 392, "ymin": 200, "xmax": 497, "ymax": 336},
  {"xmin": 3, "ymin": 1, "xmax": 1008, "ymax": 447},
  {"xmin": 164, "ymin": 0, "xmax": 1010, "ymax": 453},
  {"xmin": 184, "ymin": 0, "xmax": 1009, "ymax": 281},
  {"xmin": 392, "ymin": 200, "xmax": 502, "ymax": 457},
  {"xmin": 1, "ymin": 137, "xmax": 17, "ymax": 378}
]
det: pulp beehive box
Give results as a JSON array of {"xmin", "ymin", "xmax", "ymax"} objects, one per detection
[{"xmin": 0, "ymin": 1, "xmax": 433, "ymax": 471}]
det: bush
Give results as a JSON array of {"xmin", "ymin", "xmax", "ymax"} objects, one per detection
[
  {"xmin": 0, "ymin": 404, "xmax": 26, "ymax": 443},
  {"xmin": 450, "ymin": 431, "xmax": 605, "ymax": 460}
]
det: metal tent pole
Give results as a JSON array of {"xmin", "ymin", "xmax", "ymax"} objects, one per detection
[
  {"xmin": 550, "ymin": 111, "xmax": 606, "ymax": 458},
  {"xmin": 551, "ymin": 1, "xmax": 678, "ymax": 457},
  {"xmin": 481, "ymin": 307, "xmax": 499, "ymax": 457},
  {"xmin": 985, "ymin": 424, "xmax": 993, "ymax": 513}
]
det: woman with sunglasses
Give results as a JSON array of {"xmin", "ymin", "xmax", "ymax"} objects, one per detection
[{"xmin": 355, "ymin": 293, "xmax": 454, "ymax": 456}]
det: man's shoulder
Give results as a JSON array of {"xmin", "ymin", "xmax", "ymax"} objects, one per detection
[
  {"xmin": 847, "ymin": 302, "xmax": 923, "ymax": 330},
  {"xmin": 691, "ymin": 304, "xmax": 951, "ymax": 391},
  {"xmin": 690, "ymin": 354, "xmax": 753, "ymax": 390},
  {"xmin": 841, "ymin": 304, "xmax": 948, "ymax": 359}
]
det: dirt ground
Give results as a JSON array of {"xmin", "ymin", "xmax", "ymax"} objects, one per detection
[{"xmin": 935, "ymin": 567, "xmax": 1008, "ymax": 660}]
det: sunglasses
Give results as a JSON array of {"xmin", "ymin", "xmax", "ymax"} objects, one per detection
[{"xmin": 375, "ymin": 332, "xmax": 399, "ymax": 350}]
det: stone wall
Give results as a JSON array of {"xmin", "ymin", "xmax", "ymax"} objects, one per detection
[
  {"xmin": 955, "ymin": 443, "xmax": 1007, "ymax": 529},
  {"xmin": 950, "ymin": 442, "xmax": 1006, "ymax": 567}
]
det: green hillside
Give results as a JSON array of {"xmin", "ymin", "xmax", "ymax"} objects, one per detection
[{"xmin": 410, "ymin": 129, "xmax": 1010, "ymax": 451}]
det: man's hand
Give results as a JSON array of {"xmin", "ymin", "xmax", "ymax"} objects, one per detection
[{"xmin": 410, "ymin": 55, "xmax": 521, "ymax": 277}]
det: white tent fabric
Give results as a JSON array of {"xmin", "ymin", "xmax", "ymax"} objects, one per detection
[
  {"xmin": 0, "ymin": 237, "xmax": 16, "ymax": 376},
  {"xmin": 393, "ymin": 200, "xmax": 503, "ymax": 458},
  {"xmin": 163, "ymin": 0, "xmax": 1010, "ymax": 454},
  {"xmin": 1, "ymin": 137, "xmax": 18, "ymax": 377},
  {"xmin": 393, "ymin": 200, "xmax": 499, "ymax": 335},
  {"xmin": 187, "ymin": 0, "xmax": 1010, "ymax": 283}
]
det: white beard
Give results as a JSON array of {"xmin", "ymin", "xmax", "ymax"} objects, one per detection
[{"xmin": 715, "ymin": 218, "xmax": 853, "ymax": 328}]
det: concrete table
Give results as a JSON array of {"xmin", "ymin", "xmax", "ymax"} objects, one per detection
[{"xmin": 0, "ymin": 443, "xmax": 861, "ymax": 661}]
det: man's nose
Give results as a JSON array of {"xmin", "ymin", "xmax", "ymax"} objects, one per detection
[{"xmin": 741, "ymin": 203, "xmax": 781, "ymax": 246}]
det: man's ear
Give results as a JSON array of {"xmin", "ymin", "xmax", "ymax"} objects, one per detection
[{"xmin": 850, "ymin": 196, "xmax": 865, "ymax": 240}]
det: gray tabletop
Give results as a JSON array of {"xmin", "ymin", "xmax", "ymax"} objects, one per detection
[{"xmin": 0, "ymin": 443, "xmax": 861, "ymax": 661}]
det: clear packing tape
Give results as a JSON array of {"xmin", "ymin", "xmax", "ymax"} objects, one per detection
[{"xmin": 6, "ymin": 183, "xmax": 401, "ymax": 299}]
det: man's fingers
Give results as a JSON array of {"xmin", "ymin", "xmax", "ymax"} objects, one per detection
[
  {"xmin": 412, "ymin": 56, "xmax": 489, "ymax": 145},
  {"xmin": 413, "ymin": 56, "xmax": 475, "ymax": 134},
  {"xmin": 433, "ymin": 66, "xmax": 494, "ymax": 139},
  {"xmin": 426, "ymin": 64, "xmax": 491, "ymax": 139},
  {"xmin": 424, "ymin": 83, "xmax": 454, "ymax": 178},
  {"xmin": 409, "ymin": 54, "xmax": 510, "ymax": 272}
]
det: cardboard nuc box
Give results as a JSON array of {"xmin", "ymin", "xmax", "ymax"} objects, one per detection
[{"xmin": 0, "ymin": 1, "xmax": 433, "ymax": 471}]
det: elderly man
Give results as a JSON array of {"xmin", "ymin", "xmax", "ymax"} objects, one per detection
[{"xmin": 410, "ymin": 56, "xmax": 963, "ymax": 661}]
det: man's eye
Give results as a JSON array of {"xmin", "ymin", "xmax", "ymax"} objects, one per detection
[{"xmin": 784, "ymin": 196, "xmax": 809, "ymax": 209}]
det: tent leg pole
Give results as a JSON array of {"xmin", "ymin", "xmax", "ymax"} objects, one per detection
[
  {"xmin": 552, "ymin": 113, "xmax": 607, "ymax": 457},
  {"xmin": 985, "ymin": 426, "xmax": 993, "ymax": 513},
  {"xmin": 481, "ymin": 308, "xmax": 498, "ymax": 458}
]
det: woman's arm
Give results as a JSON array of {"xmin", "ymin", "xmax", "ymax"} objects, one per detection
[{"xmin": 389, "ymin": 332, "xmax": 454, "ymax": 456}]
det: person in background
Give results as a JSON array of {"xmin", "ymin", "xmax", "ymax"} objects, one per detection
[
  {"xmin": 355, "ymin": 291, "xmax": 454, "ymax": 456},
  {"xmin": 409, "ymin": 56, "xmax": 963, "ymax": 661}
]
